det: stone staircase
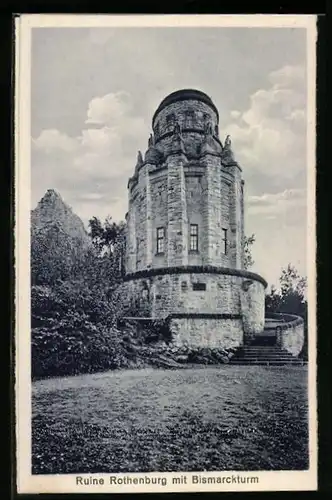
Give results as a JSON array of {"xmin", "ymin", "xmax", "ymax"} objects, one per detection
[{"xmin": 229, "ymin": 344, "xmax": 307, "ymax": 366}]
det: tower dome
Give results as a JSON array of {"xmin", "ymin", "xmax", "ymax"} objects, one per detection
[
  {"xmin": 152, "ymin": 88, "xmax": 222, "ymax": 159},
  {"xmin": 152, "ymin": 89, "xmax": 219, "ymax": 125}
]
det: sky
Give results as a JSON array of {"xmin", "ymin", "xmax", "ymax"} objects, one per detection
[{"xmin": 31, "ymin": 26, "xmax": 309, "ymax": 288}]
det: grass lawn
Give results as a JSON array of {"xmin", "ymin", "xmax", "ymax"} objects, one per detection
[{"xmin": 32, "ymin": 365, "xmax": 308, "ymax": 473}]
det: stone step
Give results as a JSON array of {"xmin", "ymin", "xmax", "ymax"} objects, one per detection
[
  {"xmin": 232, "ymin": 355, "xmax": 298, "ymax": 360},
  {"xmin": 238, "ymin": 348, "xmax": 292, "ymax": 356},
  {"xmin": 228, "ymin": 343, "xmax": 306, "ymax": 366},
  {"xmin": 229, "ymin": 359, "xmax": 307, "ymax": 366},
  {"xmin": 236, "ymin": 351, "xmax": 293, "ymax": 358},
  {"xmin": 240, "ymin": 347, "xmax": 293, "ymax": 352},
  {"xmin": 231, "ymin": 358, "xmax": 302, "ymax": 364},
  {"xmin": 239, "ymin": 346, "xmax": 288, "ymax": 349}
]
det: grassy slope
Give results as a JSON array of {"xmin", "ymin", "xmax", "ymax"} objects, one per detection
[{"xmin": 32, "ymin": 366, "xmax": 308, "ymax": 473}]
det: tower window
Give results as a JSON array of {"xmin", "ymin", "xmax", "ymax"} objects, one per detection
[
  {"xmin": 222, "ymin": 228, "xmax": 228, "ymax": 255},
  {"xmin": 156, "ymin": 227, "xmax": 165, "ymax": 254},
  {"xmin": 136, "ymin": 238, "xmax": 140, "ymax": 266},
  {"xmin": 190, "ymin": 224, "xmax": 199, "ymax": 252},
  {"xmin": 166, "ymin": 113, "xmax": 175, "ymax": 125},
  {"xmin": 186, "ymin": 109, "xmax": 195, "ymax": 125}
]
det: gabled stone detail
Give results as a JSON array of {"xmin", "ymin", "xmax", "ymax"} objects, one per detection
[{"xmin": 221, "ymin": 134, "xmax": 237, "ymax": 165}]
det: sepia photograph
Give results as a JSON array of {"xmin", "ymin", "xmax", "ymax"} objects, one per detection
[{"xmin": 15, "ymin": 14, "xmax": 317, "ymax": 493}]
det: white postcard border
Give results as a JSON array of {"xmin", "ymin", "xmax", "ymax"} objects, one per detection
[{"xmin": 15, "ymin": 13, "xmax": 318, "ymax": 494}]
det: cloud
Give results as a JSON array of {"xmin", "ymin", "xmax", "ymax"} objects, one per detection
[
  {"xmin": 31, "ymin": 90, "xmax": 150, "ymax": 222},
  {"xmin": 32, "ymin": 129, "xmax": 79, "ymax": 153},
  {"xmin": 245, "ymin": 186, "xmax": 307, "ymax": 287},
  {"xmin": 230, "ymin": 110, "xmax": 241, "ymax": 119},
  {"xmin": 268, "ymin": 64, "xmax": 306, "ymax": 89},
  {"xmin": 248, "ymin": 188, "xmax": 305, "ymax": 211},
  {"xmin": 224, "ymin": 64, "xmax": 306, "ymax": 184},
  {"xmin": 85, "ymin": 91, "xmax": 131, "ymax": 125}
]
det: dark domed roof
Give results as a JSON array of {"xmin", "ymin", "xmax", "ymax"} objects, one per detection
[{"xmin": 152, "ymin": 89, "xmax": 219, "ymax": 125}]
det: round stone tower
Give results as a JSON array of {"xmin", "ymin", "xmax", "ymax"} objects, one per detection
[{"xmin": 120, "ymin": 89, "xmax": 267, "ymax": 349}]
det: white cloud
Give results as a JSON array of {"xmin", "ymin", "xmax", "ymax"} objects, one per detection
[
  {"xmin": 230, "ymin": 110, "xmax": 241, "ymax": 119},
  {"xmin": 224, "ymin": 64, "xmax": 306, "ymax": 181},
  {"xmin": 76, "ymin": 192, "xmax": 106, "ymax": 201},
  {"xmin": 31, "ymin": 90, "xmax": 150, "ymax": 221},
  {"xmin": 85, "ymin": 91, "xmax": 131, "ymax": 125},
  {"xmin": 268, "ymin": 64, "xmax": 306, "ymax": 89},
  {"xmin": 32, "ymin": 129, "xmax": 79, "ymax": 153},
  {"xmin": 245, "ymin": 186, "xmax": 307, "ymax": 287},
  {"xmin": 247, "ymin": 188, "xmax": 306, "ymax": 216}
]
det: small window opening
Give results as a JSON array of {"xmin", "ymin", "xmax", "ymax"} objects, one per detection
[
  {"xmin": 222, "ymin": 228, "xmax": 228, "ymax": 255},
  {"xmin": 190, "ymin": 224, "xmax": 199, "ymax": 252},
  {"xmin": 193, "ymin": 282, "xmax": 206, "ymax": 291},
  {"xmin": 166, "ymin": 113, "xmax": 175, "ymax": 125},
  {"xmin": 156, "ymin": 227, "xmax": 165, "ymax": 254}
]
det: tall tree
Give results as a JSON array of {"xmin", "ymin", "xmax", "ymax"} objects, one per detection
[
  {"xmin": 88, "ymin": 216, "xmax": 126, "ymax": 281},
  {"xmin": 265, "ymin": 264, "xmax": 307, "ymax": 315},
  {"xmin": 265, "ymin": 264, "xmax": 308, "ymax": 359}
]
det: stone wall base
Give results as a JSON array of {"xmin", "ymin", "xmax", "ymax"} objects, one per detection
[
  {"xmin": 280, "ymin": 321, "xmax": 305, "ymax": 357},
  {"xmin": 169, "ymin": 316, "xmax": 243, "ymax": 349}
]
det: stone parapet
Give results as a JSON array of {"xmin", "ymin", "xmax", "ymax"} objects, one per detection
[{"xmin": 265, "ymin": 313, "xmax": 305, "ymax": 357}]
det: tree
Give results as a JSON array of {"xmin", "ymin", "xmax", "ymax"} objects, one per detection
[
  {"xmin": 278, "ymin": 264, "xmax": 307, "ymax": 316},
  {"xmin": 88, "ymin": 216, "xmax": 126, "ymax": 280},
  {"xmin": 265, "ymin": 284, "xmax": 282, "ymax": 313},
  {"xmin": 265, "ymin": 264, "xmax": 307, "ymax": 315},
  {"xmin": 88, "ymin": 216, "xmax": 125, "ymax": 255},
  {"xmin": 279, "ymin": 265, "xmax": 307, "ymax": 301},
  {"xmin": 243, "ymin": 234, "xmax": 255, "ymax": 270},
  {"xmin": 265, "ymin": 264, "xmax": 308, "ymax": 359},
  {"xmin": 31, "ymin": 224, "xmax": 89, "ymax": 286}
]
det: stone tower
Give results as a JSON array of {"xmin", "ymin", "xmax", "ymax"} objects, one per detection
[{"xmin": 120, "ymin": 89, "xmax": 267, "ymax": 349}]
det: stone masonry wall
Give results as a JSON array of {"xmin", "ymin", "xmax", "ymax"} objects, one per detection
[
  {"xmin": 186, "ymin": 174, "xmax": 204, "ymax": 266},
  {"xmin": 240, "ymin": 279, "xmax": 266, "ymax": 339},
  {"xmin": 170, "ymin": 318, "xmax": 243, "ymax": 349},
  {"xmin": 125, "ymin": 201, "xmax": 136, "ymax": 273},
  {"xmin": 150, "ymin": 174, "xmax": 168, "ymax": 268},
  {"xmin": 202, "ymin": 155, "xmax": 225, "ymax": 267},
  {"xmin": 228, "ymin": 164, "xmax": 244, "ymax": 269},
  {"xmin": 118, "ymin": 270, "xmax": 265, "ymax": 336},
  {"xmin": 126, "ymin": 157, "xmax": 241, "ymax": 273},
  {"xmin": 280, "ymin": 320, "xmax": 304, "ymax": 357},
  {"xmin": 167, "ymin": 156, "xmax": 188, "ymax": 267},
  {"xmin": 133, "ymin": 164, "xmax": 151, "ymax": 271}
]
